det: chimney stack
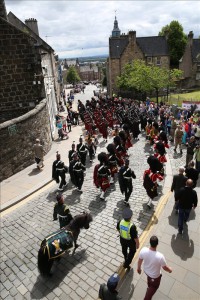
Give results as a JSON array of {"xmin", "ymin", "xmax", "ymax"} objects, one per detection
[
  {"xmin": 0, "ymin": 0, "xmax": 8, "ymax": 20},
  {"xmin": 188, "ymin": 31, "xmax": 194, "ymax": 46},
  {"xmin": 25, "ymin": 18, "xmax": 39, "ymax": 36},
  {"xmin": 129, "ymin": 30, "xmax": 136, "ymax": 43}
]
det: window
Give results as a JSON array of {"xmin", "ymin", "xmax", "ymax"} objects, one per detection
[
  {"xmin": 156, "ymin": 57, "xmax": 161, "ymax": 65},
  {"xmin": 147, "ymin": 57, "xmax": 152, "ymax": 64}
]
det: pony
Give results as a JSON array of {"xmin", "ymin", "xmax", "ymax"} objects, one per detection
[{"xmin": 38, "ymin": 212, "xmax": 93, "ymax": 276}]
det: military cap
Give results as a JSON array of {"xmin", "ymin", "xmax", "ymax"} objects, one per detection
[{"xmin": 122, "ymin": 207, "xmax": 133, "ymax": 219}]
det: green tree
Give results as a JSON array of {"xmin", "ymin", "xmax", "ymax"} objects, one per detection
[
  {"xmin": 159, "ymin": 20, "xmax": 187, "ymax": 67},
  {"xmin": 66, "ymin": 66, "xmax": 80, "ymax": 84},
  {"xmin": 117, "ymin": 60, "xmax": 183, "ymax": 103},
  {"xmin": 101, "ymin": 67, "xmax": 107, "ymax": 87}
]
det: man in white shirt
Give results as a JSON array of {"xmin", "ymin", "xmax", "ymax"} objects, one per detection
[{"xmin": 137, "ymin": 236, "xmax": 172, "ymax": 300}]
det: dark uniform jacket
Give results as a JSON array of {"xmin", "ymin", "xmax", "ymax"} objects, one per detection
[
  {"xmin": 108, "ymin": 154, "xmax": 118, "ymax": 166},
  {"xmin": 73, "ymin": 161, "xmax": 85, "ymax": 173},
  {"xmin": 118, "ymin": 166, "xmax": 136, "ymax": 194},
  {"xmin": 53, "ymin": 203, "xmax": 73, "ymax": 228},
  {"xmin": 68, "ymin": 149, "xmax": 76, "ymax": 163},
  {"xmin": 77, "ymin": 143, "xmax": 87, "ymax": 156},
  {"xmin": 69, "ymin": 160, "xmax": 85, "ymax": 185},
  {"xmin": 178, "ymin": 186, "xmax": 198, "ymax": 209},
  {"xmin": 52, "ymin": 160, "xmax": 68, "ymax": 183},
  {"xmin": 97, "ymin": 164, "xmax": 110, "ymax": 177}
]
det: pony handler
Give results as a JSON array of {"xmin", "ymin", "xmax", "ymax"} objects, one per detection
[{"xmin": 38, "ymin": 212, "xmax": 92, "ymax": 276}]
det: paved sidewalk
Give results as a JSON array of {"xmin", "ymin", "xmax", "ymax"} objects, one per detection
[
  {"xmin": 0, "ymin": 87, "xmax": 86, "ymax": 211},
  {"xmin": 118, "ymin": 185, "xmax": 200, "ymax": 300},
  {"xmin": 0, "ymin": 123, "xmax": 83, "ymax": 211},
  {"xmin": 118, "ymin": 148, "xmax": 200, "ymax": 300}
]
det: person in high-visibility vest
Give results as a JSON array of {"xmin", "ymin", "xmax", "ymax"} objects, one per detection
[{"xmin": 116, "ymin": 208, "xmax": 139, "ymax": 269}]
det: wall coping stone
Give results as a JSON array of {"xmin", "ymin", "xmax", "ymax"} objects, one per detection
[{"xmin": 0, "ymin": 99, "xmax": 47, "ymax": 129}]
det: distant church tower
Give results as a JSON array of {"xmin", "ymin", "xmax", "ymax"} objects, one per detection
[{"xmin": 112, "ymin": 16, "xmax": 121, "ymax": 37}]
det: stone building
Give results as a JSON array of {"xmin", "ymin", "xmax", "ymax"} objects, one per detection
[
  {"xmin": 79, "ymin": 64, "xmax": 100, "ymax": 82},
  {"xmin": 7, "ymin": 12, "xmax": 61, "ymax": 137},
  {"xmin": 62, "ymin": 58, "xmax": 79, "ymax": 69},
  {"xmin": 0, "ymin": 6, "xmax": 44, "ymax": 123},
  {"xmin": 107, "ymin": 17, "xmax": 170, "ymax": 96},
  {"xmin": 179, "ymin": 31, "xmax": 200, "ymax": 88},
  {"xmin": 0, "ymin": 0, "xmax": 55, "ymax": 180}
]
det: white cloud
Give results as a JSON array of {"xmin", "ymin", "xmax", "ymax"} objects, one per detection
[{"xmin": 5, "ymin": 0, "xmax": 200, "ymax": 58}]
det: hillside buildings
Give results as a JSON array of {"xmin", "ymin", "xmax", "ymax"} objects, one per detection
[
  {"xmin": 107, "ymin": 17, "xmax": 170, "ymax": 96},
  {"xmin": 179, "ymin": 31, "xmax": 200, "ymax": 88},
  {"xmin": 61, "ymin": 58, "xmax": 104, "ymax": 83},
  {"xmin": 107, "ymin": 17, "xmax": 200, "ymax": 96}
]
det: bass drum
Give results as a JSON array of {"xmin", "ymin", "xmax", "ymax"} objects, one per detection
[{"xmin": 45, "ymin": 229, "xmax": 74, "ymax": 260}]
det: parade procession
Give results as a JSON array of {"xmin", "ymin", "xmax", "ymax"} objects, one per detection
[
  {"xmin": 42, "ymin": 83, "xmax": 197, "ymax": 293},
  {"xmin": 1, "ymin": 0, "xmax": 200, "ymax": 298},
  {"xmin": 1, "ymin": 83, "xmax": 200, "ymax": 299}
]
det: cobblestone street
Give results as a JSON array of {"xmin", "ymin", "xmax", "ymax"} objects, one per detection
[
  {"xmin": 0, "ymin": 85, "xmax": 196, "ymax": 299},
  {"xmin": 1, "ymin": 121, "xmax": 190, "ymax": 300}
]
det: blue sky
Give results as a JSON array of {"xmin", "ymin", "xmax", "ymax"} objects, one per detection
[{"xmin": 5, "ymin": 0, "xmax": 200, "ymax": 58}]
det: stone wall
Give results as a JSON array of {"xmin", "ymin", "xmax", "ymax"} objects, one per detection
[
  {"xmin": 0, "ymin": 17, "xmax": 44, "ymax": 123},
  {"xmin": 0, "ymin": 99, "xmax": 52, "ymax": 181}
]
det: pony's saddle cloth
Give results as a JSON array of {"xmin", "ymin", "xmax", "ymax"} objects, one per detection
[{"xmin": 46, "ymin": 229, "xmax": 74, "ymax": 259}]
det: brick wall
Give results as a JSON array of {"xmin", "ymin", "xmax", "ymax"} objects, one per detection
[
  {"xmin": 0, "ymin": 17, "xmax": 44, "ymax": 123},
  {"xmin": 0, "ymin": 99, "xmax": 52, "ymax": 181}
]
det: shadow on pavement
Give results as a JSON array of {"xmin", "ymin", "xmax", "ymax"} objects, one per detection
[
  {"xmin": 64, "ymin": 189, "xmax": 82, "ymax": 205},
  {"xmin": 172, "ymin": 152, "xmax": 183, "ymax": 159},
  {"xmin": 189, "ymin": 208, "xmax": 196, "ymax": 220},
  {"xmin": 30, "ymin": 249, "xmax": 87, "ymax": 299},
  {"xmin": 143, "ymin": 143, "xmax": 153, "ymax": 154},
  {"xmin": 45, "ymin": 184, "xmax": 82, "ymax": 205},
  {"xmin": 88, "ymin": 196, "xmax": 107, "ymax": 217},
  {"xmin": 171, "ymin": 229, "xmax": 194, "ymax": 260},
  {"xmin": 28, "ymin": 168, "xmax": 42, "ymax": 176},
  {"xmin": 168, "ymin": 206, "xmax": 196, "ymax": 229},
  {"xmin": 112, "ymin": 201, "xmax": 125, "ymax": 221},
  {"xmin": 137, "ymin": 203, "xmax": 157, "ymax": 230},
  {"xmin": 168, "ymin": 208, "xmax": 178, "ymax": 229},
  {"xmin": 119, "ymin": 268, "xmax": 134, "ymax": 300}
]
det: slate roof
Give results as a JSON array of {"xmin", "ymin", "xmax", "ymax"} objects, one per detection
[
  {"xmin": 79, "ymin": 65, "xmax": 98, "ymax": 73},
  {"xmin": 137, "ymin": 36, "xmax": 169, "ymax": 56},
  {"xmin": 192, "ymin": 39, "xmax": 200, "ymax": 61},
  {"xmin": 109, "ymin": 34, "xmax": 169, "ymax": 59},
  {"xmin": 66, "ymin": 60, "xmax": 77, "ymax": 66},
  {"xmin": 109, "ymin": 36, "xmax": 129, "ymax": 59}
]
